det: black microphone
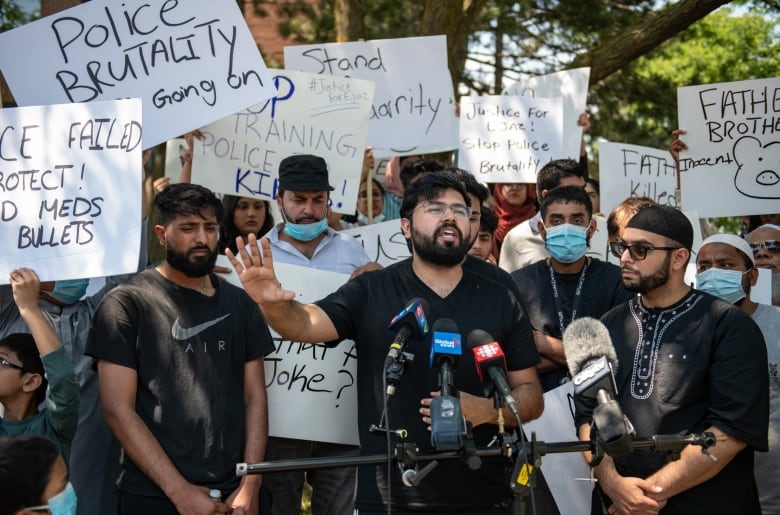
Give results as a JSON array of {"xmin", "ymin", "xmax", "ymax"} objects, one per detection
[
  {"xmin": 467, "ymin": 329, "xmax": 520, "ymax": 418},
  {"xmin": 428, "ymin": 319, "xmax": 465, "ymax": 451},
  {"xmin": 563, "ymin": 317, "xmax": 635, "ymax": 458},
  {"xmin": 385, "ymin": 298, "xmax": 430, "ymax": 369}
]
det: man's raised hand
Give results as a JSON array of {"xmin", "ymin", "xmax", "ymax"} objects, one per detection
[{"xmin": 225, "ymin": 233, "xmax": 295, "ymax": 305}]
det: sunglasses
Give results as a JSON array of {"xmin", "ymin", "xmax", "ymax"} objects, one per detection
[
  {"xmin": 0, "ymin": 358, "xmax": 24, "ymax": 371},
  {"xmin": 609, "ymin": 240, "xmax": 680, "ymax": 261},
  {"xmin": 748, "ymin": 240, "xmax": 780, "ymax": 254}
]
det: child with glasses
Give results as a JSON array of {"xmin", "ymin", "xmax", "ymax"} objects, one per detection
[{"xmin": 0, "ymin": 269, "xmax": 79, "ymax": 468}]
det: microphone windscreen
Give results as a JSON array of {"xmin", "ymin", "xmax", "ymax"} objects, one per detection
[
  {"xmin": 562, "ymin": 317, "xmax": 618, "ymax": 376},
  {"xmin": 432, "ymin": 318, "xmax": 459, "ymax": 334},
  {"xmin": 467, "ymin": 329, "xmax": 494, "ymax": 349}
]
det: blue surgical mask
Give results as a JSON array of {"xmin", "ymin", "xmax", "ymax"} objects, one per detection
[
  {"xmin": 544, "ymin": 223, "xmax": 589, "ymax": 263},
  {"xmin": 50, "ymin": 279, "xmax": 90, "ymax": 304},
  {"xmin": 357, "ymin": 212, "xmax": 385, "ymax": 225},
  {"xmin": 25, "ymin": 481, "xmax": 78, "ymax": 515},
  {"xmin": 696, "ymin": 268, "xmax": 748, "ymax": 304},
  {"xmin": 283, "ymin": 217, "xmax": 328, "ymax": 241}
]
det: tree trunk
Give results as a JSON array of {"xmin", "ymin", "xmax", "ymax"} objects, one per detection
[
  {"xmin": 418, "ymin": 0, "xmax": 489, "ymax": 91},
  {"xmin": 571, "ymin": 0, "xmax": 733, "ymax": 84},
  {"xmin": 334, "ymin": 0, "xmax": 365, "ymax": 42}
]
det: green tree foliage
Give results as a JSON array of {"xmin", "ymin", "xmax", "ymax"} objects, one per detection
[
  {"xmin": 591, "ymin": 5, "xmax": 780, "ymax": 151},
  {"xmin": 0, "ymin": 0, "xmax": 29, "ymax": 32}
]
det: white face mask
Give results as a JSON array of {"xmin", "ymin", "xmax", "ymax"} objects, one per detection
[{"xmin": 357, "ymin": 212, "xmax": 385, "ymax": 225}]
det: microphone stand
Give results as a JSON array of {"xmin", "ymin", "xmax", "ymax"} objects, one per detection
[
  {"xmin": 237, "ymin": 431, "xmax": 717, "ymax": 515},
  {"xmin": 236, "ymin": 430, "xmax": 718, "ymax": 478}
]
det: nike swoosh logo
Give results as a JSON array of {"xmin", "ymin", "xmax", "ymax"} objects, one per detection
[{"xmin": 171, "ymin": 314, "xmax": 231, "ymax": 340}]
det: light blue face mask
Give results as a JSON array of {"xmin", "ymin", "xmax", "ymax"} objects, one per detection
[
  {"xmin": 283, "ymin": 217, "xmax": 329, "ymax": 241},
  {"xmin": 50, "ymin": 279, "xmax": 90, "ymax": 304},
  {"xmin": 25, "ymin": 481, "xmax": 78, "ymax": 515},
  {"xmin": 357, "ymin": 212, "xmax": 385, "ymax": 225},
  {"xmin": 696, "ymin": 267, "xmax": 748, "ymax": 304},
  {"xmin": 544, "ymin": 223, "xmax": 589, "ymax": 264}
]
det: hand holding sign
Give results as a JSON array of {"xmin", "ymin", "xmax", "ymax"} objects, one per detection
[{"xmin": 226, "ymin": 234, "xmax": 296, "ymax": 305}]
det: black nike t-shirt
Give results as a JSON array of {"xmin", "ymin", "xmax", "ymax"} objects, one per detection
[{"xmin": 86, "ymin": 269, "xmax": 273, "ymax": 497}]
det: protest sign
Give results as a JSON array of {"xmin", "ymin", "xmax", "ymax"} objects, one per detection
[
  {"xmin": 284, "ymin": 35, "xmax": 458, "ymax": 152},
  {"xmin": 0, "ymin": 99, "xmax": 142, "ymax": 283},
  {"xmin": 341, "ymin": 220, "xmax": 411, "ymax": 266},
  {"xmin": 457, "ymin": 95, "xmax": 563, "ymax": 183},
  {"xmin": 505, "ymin": 67, "xmax": 590, "ymax": 160},
  {"xmin": 164, "ymin": 138, "xmax": 187, "ymax": 183},
  {"xmin": 0, "ymin": 0, "xmax": 276, "ymax": 149},
  {"xmin": 677, "ymin": 77, "xmax": 780, "ymax": 217},
  {"xmin": 585, "ymin": 215, "xmax": 609, "ymax": 262},
  {"xmin": 523, "ymin": 382, "xmax": 592, "ymax": 515},
  {"xmin": 598, "ymin": 141, "xmax": 678, "ymax": 216},
  {"xmin": 192, "ymin": 70, "xmax": 374, "ymax": 214},
  {"xmin": 216, "ymin": 256, "xmax": 359, "ymax": 445}
]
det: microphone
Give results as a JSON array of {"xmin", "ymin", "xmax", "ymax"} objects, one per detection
[
  {"xmin": 428, "ymin": 319, "xmax": 465, "ymax": 451},
  {"xmin": 385, "ymin": 298, "xmax": 430, "ymax": 369},
  {"xmin": 562, "ymin": 317, "xmax": 635, "ymax": 458},
  {"xmin": 467, "ymin": 330, "xmax": 520, "ymax": 418},
  {"xmin": 562, "ymin": 317, "xmax": 619, "ymax": 399}
]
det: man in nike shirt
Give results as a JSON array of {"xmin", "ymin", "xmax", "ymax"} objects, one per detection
[{"xmin": 86, "ymin": 183, "xmax": 274, "ymax": 515}]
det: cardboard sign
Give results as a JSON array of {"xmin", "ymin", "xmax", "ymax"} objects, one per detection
[
  {"xmin": 505, "ymin": 67, "xmax": 590, "ymax": 160},
  {"xmin": 0, "ymin": 99, "xmax": 142, "ymax": 283},
  {"xmin": 457, "ymin": 95, "xmax": 563, "ymax": 183},
  {"xmin": 598, "ymin": 141, "xmax": 678, "ymax": 216},
  {"xmin": 284, "ymin": 35, "xmax": 458, "ymax": 152},
  {"xmin": 522, "ymin": 382, "xmax": 593, "ymax": 515},
  {"xmin": 0, "ymin": 0, "xmax": 276, "ymax": 149},
  {"xmin": 341, "ymin": 219, "xmax": 411, "ymax": 266},
  {"xmin": 192, "ymin": 70, "xmax": 374, "ymax": 214},
  {"xmin": 677, "ymin": 77, "xmax": 780, "ymax": 217},
  {"xmin": 216, "ymin": 256, "xmax": 358, "ymax": 445}
]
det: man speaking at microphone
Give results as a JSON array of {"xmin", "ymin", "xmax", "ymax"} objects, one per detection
[
  {"xmin": 228, "ymin": 170, "xmax": 544, "ymax": 514},
  {"xmin": 574, "ymin": 206, "xmax": 768, "ymax": 515}
]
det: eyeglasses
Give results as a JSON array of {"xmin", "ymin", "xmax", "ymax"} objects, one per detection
[
  {"xmin": 748, "ymin": 240, "xmax": 780, "ymax": 254},
  {"xmin": 417, "ymin": 201, "xmax": 472, "ymax": 220},
  {"xmin": 609, "ymin": 240, "xmax": 680, "ymax": 261},
  {"xmin": 0, "ymin": 358, "xmax": 24, "ymax": 371}
]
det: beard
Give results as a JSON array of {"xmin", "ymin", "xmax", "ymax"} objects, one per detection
[
  {"xmin": 622, "ymin": 252, "xmax": 671, "ymax": 294},
  {"xmin": 166, "ymin": 242, "xmax": 218, "ymax": 277},
  {"xmin": 411, "ymin": 222, "xmax": 470, "ymax": 267}
]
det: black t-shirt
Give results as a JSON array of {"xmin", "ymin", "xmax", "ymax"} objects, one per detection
[
  {"xmin": 510, "ymin": 258, "xmax": 633, "ymax": 391},
  {"xmin": 576, "ymin": 290, "xmax": 769, "ymax": 514},
  {"xmin": 315, "ymin": 261, "xmax": 540, "ymax": 512},
  {"xmin": 86, "ymin": 270, "xmax": 274, "ymax": 496}
]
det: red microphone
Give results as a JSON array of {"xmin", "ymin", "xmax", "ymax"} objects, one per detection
[{"xmin": 468, "ymin": 330, "xmax": 519, "ymax": 417}]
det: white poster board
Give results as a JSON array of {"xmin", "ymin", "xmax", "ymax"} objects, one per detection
[
  {"xmin": 284, "ymin": 35, "xmax": 458, "ymax": 152},
  {"xmin": 523, "ymin": 382, "xmax": 593, "ymax": 515},
  {"xmin": 457, "ymin": 95, "xmax": 563, "ymax": 183},
  {"xmin": 0, "ymin": 0, "xmax": 276, "ymax": 149},
  {"xmin": 216, "ymin": 256, "xmax": 358, "ymax": 445},
  {"xmin": 585, "ymin": 215, "xmax": 609, "ymax": 262},
  {"xmin": 505, "ymin": 67, "xmax": 590, "ymax": 160},
  {"xmin": 341, "ymin": 220, "xmax": 411, "ymax": 266},
  {"xmin": 677, "ymin": 77, "xmax": 780, "ymax": 217},
  {"xmin": 192, "ymin": 70, "xmax": 374, "ymax": 214},
  {"xmin": 0, "ymin": 99, "xmax": 142, "ymax": 283},
  {"xmin": 598, "ymin": 141, "xmax": 678, "ymax": 216},
  {"xmin": 164, "ymin": 138, "xmax": 187, "ymax": 182}
]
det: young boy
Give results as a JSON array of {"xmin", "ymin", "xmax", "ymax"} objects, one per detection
[
  {"xmin": 0, "ymin": 268, "xmax": 79, "ymax": 466},
  {"xmin": 468, "ymin": 205, "xmax": 499, "ymax": 263}
]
